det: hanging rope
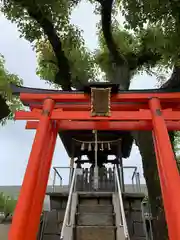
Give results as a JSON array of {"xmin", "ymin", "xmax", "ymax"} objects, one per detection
[{"xmin": 93, "ymin": 130, "xmax": 99, "ymax": 190}]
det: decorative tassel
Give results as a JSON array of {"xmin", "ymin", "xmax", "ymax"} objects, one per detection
[
  {"xmin": 100, "ymin": 142, "xmax": 104, "ymax": 151},
  {"xmin": 81, "ymin": 142, "xmax": 85, "ymax": 151},
  {"xmin": 88, "ymin": 143, "xmax": 92, "ymax": 151},
  {"xmin": 108, "ymin": 142, "xmax": 111, "ymax": 150}
]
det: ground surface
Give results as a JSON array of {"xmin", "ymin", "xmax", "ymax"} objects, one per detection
[{"xmin": 0, "ymin": 224, "xmax": 10, "ymax": 240}]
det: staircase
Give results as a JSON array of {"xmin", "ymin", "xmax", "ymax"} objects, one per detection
[
  {"xmin": 74, "ymin": 193, "xmax": 116, "ymax": 240},
  {"xmin": 37, "ymin": 166, "xmax": 152, "ymax": 240},
  {"xmin": 124, "ymin": 194, "xmax": 147, "ymax": 240},
  {"xmin": 38, "ymin": 210, "xmax": 64, "ymax": 240}
]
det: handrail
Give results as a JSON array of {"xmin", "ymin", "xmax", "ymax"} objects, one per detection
[
  {"xmin": 53, "ymin": 167, "xmax": 63, "ymax": 182},
  {"xmin": 135, "ymin": 172, "xmax": 141, "ymax": 192},
  {"xmin": 52, "ymin": 167, "xmax": 63, "ymax": 192},
  {"xmin": 39, "ymin": 213, "xmax": 46, "ymax": 240},
  {"xmin": 60, "ymin": 165, "xmax": 77, "ymax": 240},
  {"xmin": 115, "ymin": 165, "xmax": 130, "ymax": 240},
  {"xmin": 52, "ymin": 165, "xmax": 141, "ymax": 193},
  {"xmin": 123, "ymin": 166, "xmax": 141, "ymax": 193},
  {"xmin": 131, "ymin": 166, "xmax": 137, "ymax": 186},
  {"xmin": 141, "ymin": 199, "xmax": 153, "ymax": 240}
]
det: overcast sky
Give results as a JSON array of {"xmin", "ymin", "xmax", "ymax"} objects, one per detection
[{"xmin": 0, "ymin": 1, "xmax": 157, "ymax": 186}]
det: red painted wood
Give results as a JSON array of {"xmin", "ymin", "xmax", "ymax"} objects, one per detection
[
  {"xmin": 26, "ymin": 123, "xmax": 58, "ymax": 239},
  {"xmin": 12, "ymin": 90, "xmax": 180, "ymax": 240},
  {"xmin": 20, "ymin": 92, "xmax": 180, "ymax": 103},
  {"xmin": 15, "ymin": 109, "xmax": 180, "ymax": 121},
  {"xmin": 25, "ymin": 120, "xmax": 180, "ymax": 131},
  {"xmin": 29, "ymin": 102, "xmax": 180, "ymax": 111},
  {"xmin": 9, "ymin": 99, "xmax": 55, "ymax": 240},
  {"xmin": 149, "ymin": 98, "xmax": 180, "ymax": 240}
]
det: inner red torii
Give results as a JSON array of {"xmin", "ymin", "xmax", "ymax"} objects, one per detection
[{"xmin": 8, "ymin": 84, "xmax": 180, "ymax": 240}]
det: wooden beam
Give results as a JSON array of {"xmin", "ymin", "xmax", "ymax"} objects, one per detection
[
  {"xmin": 29, "ymin": 102, "xmax": 180, "ymax": 111},
  {"xmin": 20, "ymin": 92, "xmax": 180, "ymax": 103},
  {"xmin": 16, "ymin": 109, "xmax": 151, "ymax": 121},
  {"xmin": 16, "ymin": 109, "xmax": 180, "ymax": 121},
  {"xmin": 149, "ymin": 98, "xmax": 180, "ymax": 240},
  {"xmin": 25, "ymin": 120, "xmax": 180, "ymax": 131},
  {"xmin": 9, "ymin": 99, "xmax": 55, "ymax": 240}
]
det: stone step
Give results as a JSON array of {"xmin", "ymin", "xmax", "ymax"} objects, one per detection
[
  {"xmin": 78, "ymin": 204, "xmax": 113, "ymax": 214},
  {"xmin": 130, "ymin": 211, "xmax": 144, "ymax": 222},
  {"xmin": 75, "ymin": 226, "xmax": 116, "ymax": 240},
  {"xmin": 43, "ymin": 210, "xmax": 63, "ymax": 234},
  {"xmin": 78, "ymin": 193, "xmax": 112, "ymax": 205},
  {"xmin": 43, "ymin": 234, "xmax": 60, "ymax": 240},
  {"xmin": 79, "ymin": 197, "xmax": 112, "ymax": 205},
  {"xmin": 76, "ymin": 212, "xmax": 115, "ymax": 226},
  {"xmin": 43, "ymin": 211, "xmax": 59, "ymax": 234},
  {"xmin": 132, "ymin": 221, "xmax": 146, "ymax": 237},
  {"xmin": 132, "ymin": 238, "xmax": 146, "ymax": 240}
]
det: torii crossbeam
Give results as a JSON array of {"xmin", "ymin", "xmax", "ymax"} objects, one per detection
[{"xmin": 8, "ymin": 84, "xmax": 180, "ymax": 240}]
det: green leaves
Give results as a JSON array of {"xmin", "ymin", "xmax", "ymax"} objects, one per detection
[
  {"xmin": 121, "ymin": 0, "xmax": 180, "ymax": 66},
  {"xmin": 0, "ymin": 54, "xmax": 23, "ymax": 123},
  {"xmin": 35, "ymin": 24, "xmax": 96, "ymax": 88},
  {"xmin": 95, "ymin": 24, "xmax": 165, "ymax": 83},
  {"xmin": 1, "ymin": 0, "xmax": 96, "ymax": 89},
  {"xmin": 0, "ymin": 192, "xmax": 16, "ymax": 221},
  {"xmin": 174, "ymin": 131, "xmax": 180, "ymax": 154},
  {"xmin": 1, "ymin": 0, "xmax": 72, "ymax": 42},
  {"xmin": 0, "ymin": 0, "xmax": 177, "ymax": 90}
]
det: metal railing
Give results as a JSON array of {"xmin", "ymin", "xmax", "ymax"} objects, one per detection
[
  {"xmin": 52, "ymin": 167, "xmax": 63, "ymax": 192},
  {"xmin": 60, "ymin": 165, "xmax": 77, "ymax": 240},
  {"xmin": 51, "ymin": 165, "xmax": 142, "ymax": 194},
  {"xmin": 75, "ymin": 167, "xmax": 115, "ymax": 192},
  {"xmin": 52, "ymin": 167, "xmax": 72, "ymax": 192},
  {"xmin": 38, "ymin": 213, "xmax": 46, "ymax": 240},
  {"xmin": 141, "ymin": 199, "xmax": 153, "ymax": 240},
  {"xmin": 123, "ymin": 166, "xmax": 141, "ymax": 193},
  {"xmin": 115, "ymin": 165, "xmax": 130, "ymax": 240}
]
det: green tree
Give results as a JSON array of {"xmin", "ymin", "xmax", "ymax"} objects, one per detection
[
  {"xmin": 173, "ymin": 131, "xmax": 180, "ymax": 169},
  {"xmin": 118, "ymin": 1, "xmax": 180, "ymax": 239},
  {"xmin": 0, "ymin": 192, "xmax": 6, "ymax": 212},
  {"xmin": 0, "ymin": 192, "xmax": 16, "ymax": 222},
  {"xmin": 0, "ymin": 1, "xmax": 179, "ymax": 239},
  {"xmin": 121, "ymin": 0, "xmax": 180, "ymax": 87},
  {"xmin": 0, "ymin": 54, "xmax": 23, "ymax": 124}
]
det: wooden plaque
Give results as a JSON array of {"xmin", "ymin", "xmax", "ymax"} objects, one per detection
[{"xmin": 91, "ymin": 87, "xmax": 111, "ymax": 116}]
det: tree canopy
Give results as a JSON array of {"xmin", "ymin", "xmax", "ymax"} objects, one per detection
[
  {"xmin": 1, "ymin": 0, "xmax": 180, "ymax": 239},
  {"xmin": 0, "ymin": 0, "xmax": 168, "ymax": 90},
  {"xmin": 0, "ymin": 192, "xmax": 16, "ymax": 222},
  {"xmin": 121, "ymin": 0, "xmax": 180, "ymax": 88},
  {"xmin": 0, "ymin": 54, "xmax": 23, "ymax": 124}
]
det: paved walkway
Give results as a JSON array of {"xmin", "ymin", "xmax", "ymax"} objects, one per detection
[{"xmin": 0, "ymin": 224, "xmax": 10, "ymax": 240}]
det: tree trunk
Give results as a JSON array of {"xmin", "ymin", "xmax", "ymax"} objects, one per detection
[
  {"xmin": 133, "ymin": 131, "xmax": 168, "ymax": 240},
  {"xmin": 0, "ymin": 95, "xmax": 10, "ymax": 121},
  {"xmin": 132, "ymin": 66, "xmax": 180, "ymax": 240}
]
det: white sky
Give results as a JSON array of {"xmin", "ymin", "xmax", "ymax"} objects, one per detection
[{"xmin": 0, "ymin": 1, "xmax": 157, "ymax": 186}]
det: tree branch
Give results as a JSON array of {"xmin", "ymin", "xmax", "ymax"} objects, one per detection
[
  {"xmin": 99, "ymin": 0, "xmax": 127, "ymax": 66},
  {"xmin": 14, "ymin": 1, "xmax": 72, "ymax": 90},
  {"xmin": 0, "ymin": 95, "xmax": 10, "ymax": 121},
  {"xmin": 28, "ymin": 9, "xmax": 72, "ymax": 90},
  {"xmin": 96, "ymin": 0, "xmax": 131, "ymax": 89},
  {"xmin": 137, "ymin": 51, "xmax": 162, "ymax": 69},
  {"xmin": 161, "ymin": 65, "xmax": 180, "ymax": 89},
  {"xmin": 41, "ymin": 59, "xmax": 58, "ymax": 66}
]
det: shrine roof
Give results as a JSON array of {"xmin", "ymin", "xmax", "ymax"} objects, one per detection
[
  {"xmin": 10, "ymin": 82, "xmax": 180, "ymax": 96},
  {"xmin": 60, "ymin": 130, "xmax": 133, "ymax": 158}
]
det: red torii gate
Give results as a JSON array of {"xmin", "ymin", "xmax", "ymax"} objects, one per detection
[{"xmin": 8, "ymin": 89, "xmax": 180, "ymax": 240}]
